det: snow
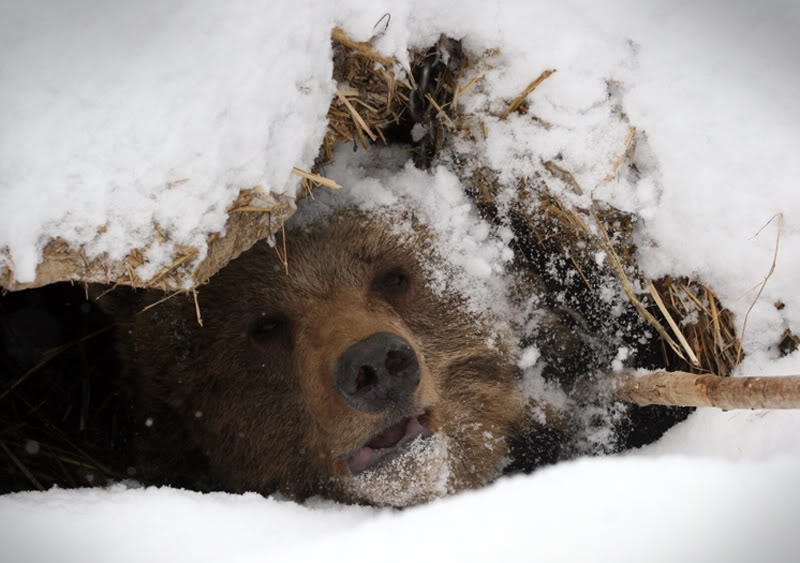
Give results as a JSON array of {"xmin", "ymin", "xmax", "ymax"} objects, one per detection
[
  {"xmin": 2, "ymin": 0, "xmax": 800, "ymax": 561},
  {"xmin": 518, "ymin": 346, "xmax": 541, "ymax": 370},
  {"xmin": 296, "ymin": 152, "xmax": 513, "ymax": 318},
  {"xmin": 573, "ymin": 0, "xmax": 800, "ymax": 354},
  {"xmin": 1, "ymin": 0, "xmax": 333, "ymax": 282},
  {"xmin": 0, "ymin": 486, "xmax": 373, "ymax": 563},
  {"xmin": 3, "ymin": 457, "xmax": 800, "ymax": 563}
]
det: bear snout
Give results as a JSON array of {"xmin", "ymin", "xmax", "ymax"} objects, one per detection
[{"xmin": 334, "ymin": 332, "xmax": 420, "ymax": 413}]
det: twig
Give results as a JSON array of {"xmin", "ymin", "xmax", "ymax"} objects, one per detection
[
  {"xmin": 230, "ymin": 205, "xmax": 283, "ymax": 213},
  {"xmin": 94, "ymin": 282, "xmax": 120, "ymax": 300},
  {"xmin": 425, "ymin": 93, "xmax": 456, "ymax": 128},
  {"xmin": 592, "ymin": 214, "xmax": 687, "ymax": 362},
  {"xmin": 149, "ymin": 249, "xmax": 198, "ymax": 285},
  {"xmin": 271, "ymin": 208, "xmax": 289, "ymax": 276},
  {"xmin": 544, "ymin": 160, "xmax": 584, "ymax": 195},
  {"xmin": 458, "ymin": 75, "xmax": 485, "ymax": 97},
  {"xmin": 568, "ymin": 254, "xmax": 592, "ymax": 292},
  {"xmin": 372, "ymin": 13, "xmax": 391, "ymax": 38}
]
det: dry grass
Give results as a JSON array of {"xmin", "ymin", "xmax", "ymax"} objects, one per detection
[
  {"xmin": 321, "ymin": 28, "xmax": 464, "ymax": 169},
  {"xmin": 322, "ymin": 31, "xmax": 408, "ymax": 158},
  {"xmin": 518, "ymin": 187, "xmax": 740, "ymax": 377},
  {"xmin": 736, "ymin": 213, "xmax": 783, "ymax": 363}
]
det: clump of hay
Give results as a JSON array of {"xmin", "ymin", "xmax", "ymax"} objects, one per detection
[
  {"xmin": 320, "ymin": 28, "xmax": 464, "ymax": 168},
  {"xmin": 324, "ymin": 27, "xmax": 404, "ymax": 155}
]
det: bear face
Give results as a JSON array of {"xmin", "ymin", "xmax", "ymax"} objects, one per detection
[{"xmin": 103, "ymin": 211, "xmax": 528, "ymax": 506}]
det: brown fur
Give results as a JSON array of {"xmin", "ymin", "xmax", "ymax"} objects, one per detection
[{"xmin": 101, "ymin": 211, "xmax": 528, "ymax": 506}]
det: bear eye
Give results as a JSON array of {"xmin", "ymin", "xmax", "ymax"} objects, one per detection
[
  {"xmin": 374, "ymin": 268, "xmax": 410, "ymax": 294},
  {"xmin": 250, "ymin": 313, "xmax": 288, "ymax": 341}
]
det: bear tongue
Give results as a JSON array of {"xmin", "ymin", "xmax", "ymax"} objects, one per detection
[
  {"xmin": 345, "ymin": 422, "xmax": 405, "ymax": 474},
  {"xmin": 347, "ymin": 413, "xmax": 431, "ymax": 474},
  {"xmin": 365, "ymin": 418, "xmax": 409, "ymax": 449}
]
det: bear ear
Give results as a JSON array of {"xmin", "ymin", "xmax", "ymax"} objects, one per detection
[{"xmin": 89, "ymin": 283, "xmax": 151, "ymax": 320}]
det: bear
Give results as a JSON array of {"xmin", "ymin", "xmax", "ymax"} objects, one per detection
[{"xmin": 98, "ymin": 209, "xmax": 564, "ymax": 507}]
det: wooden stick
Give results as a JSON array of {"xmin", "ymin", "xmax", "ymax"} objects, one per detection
[{"xmin": 615, "ymin": 370, "xmax": 800, "ymax": 410}]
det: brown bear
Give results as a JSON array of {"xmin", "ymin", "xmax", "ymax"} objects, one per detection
[{"xmin": 99, "ymin": 209, "xmax": 561, "ymax": 507}]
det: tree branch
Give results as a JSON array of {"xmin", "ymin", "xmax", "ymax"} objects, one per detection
[{"xmin": 614, "ymin": 371, "xmax": 800, "ymax": 410}]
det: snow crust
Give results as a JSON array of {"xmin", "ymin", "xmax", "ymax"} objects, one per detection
[{"xmin": 2, "ymin": 0, "xmax": 800, "ymax": 561}]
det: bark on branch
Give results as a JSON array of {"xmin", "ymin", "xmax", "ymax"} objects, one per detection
[{"xmin": 614, "ymin": 371, "xmax": 800, "ymax": 410}]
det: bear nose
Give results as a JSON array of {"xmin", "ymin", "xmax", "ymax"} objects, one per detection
[{"xmin": 334, "ymin": 332, "xmax": 420, "ymax": 413}]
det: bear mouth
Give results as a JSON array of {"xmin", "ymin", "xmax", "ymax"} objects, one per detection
[{"xmin": 346, "ymin": 409, "xmax": 432, "ymax": 474}]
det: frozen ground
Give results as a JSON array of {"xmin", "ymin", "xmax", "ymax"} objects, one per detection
[{"xmin": 1, "ymin": 0, "xmax": 799, "ymax": 561}]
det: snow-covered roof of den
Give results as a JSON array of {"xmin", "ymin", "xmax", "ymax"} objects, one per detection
[{"xmin": 1, "ymin": 1, "xmax": 334, "ymax": 291}]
